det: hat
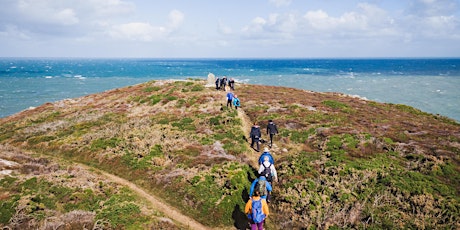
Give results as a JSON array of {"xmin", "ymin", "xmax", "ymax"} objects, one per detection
[{"xmin": 263, "ymin": 147, "xmax": 269, "ymax": 152}]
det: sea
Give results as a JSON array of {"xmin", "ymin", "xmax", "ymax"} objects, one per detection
[{"xmin": 1, "ymin": 58, "xmax": 459, "ymax": 122}]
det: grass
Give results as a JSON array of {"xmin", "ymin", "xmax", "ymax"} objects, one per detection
[{"xmin": 1, "ymin": 80, "xmax": 459, "ymax": 229}]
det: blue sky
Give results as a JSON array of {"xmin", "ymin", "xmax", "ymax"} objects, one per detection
[{"xmin": 0, "ymin": 0, "xmax": 459, "ymax": 58}]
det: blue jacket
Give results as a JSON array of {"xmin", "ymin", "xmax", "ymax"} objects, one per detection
[
  {"xmin": 226, "ymin": 92, "xmax": 234, "ymax": 100},
  {"xmin": 249, "ymin": 176, "xmax": 272, "ymax": 199},
  {"xmin": 258, "ymin": 152, "xmax": 274, "ymax": 165},
  {"xmin": 233, "ymin": 97, "xmax": 240, "ymax": 107}
]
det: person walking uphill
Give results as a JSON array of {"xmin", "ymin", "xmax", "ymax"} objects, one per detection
[
  {"xmin": 249, "ymin": 175, "xmax": 273, "ymax": 203},
  {"xmin": 258, "ymin": 147, "xmax": 275, "ymax": 165},
  {"xmin": 266, "ymin": 119, "xmax": 279, "ymax": 148},
  {"xmin": 226, "ymin": 91, "xmax": 234, "ymax": 108},
  {"xmin": 250, "ymin": 122, "xmax": 261, "ymax": 152},
  {"xmin": 259, "ymin": 155, "xmax": 278, "ymax": 184},
  {"xmin": 245, "ymin": 190, "xmax": 269, "ymax": 230}
]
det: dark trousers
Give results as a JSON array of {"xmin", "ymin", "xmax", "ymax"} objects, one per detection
[
  {"xmin": 227, "ymin": 99, "xmax": 232, "ymax": 108},
  {"xmin": 269, "ymin": 133, "xmax": 275, "ymax": 146},
  {"xmin": 251, "ymin": 137, "xmax": 259, "ymax": 151}
]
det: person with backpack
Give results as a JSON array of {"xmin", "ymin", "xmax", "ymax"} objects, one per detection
[
  {"xmin": 226, "ymin": 91, "xmax": 234, "ymax": 108},
  {"xmin": 245, "ymin": 189, "xmax": 269, "ymax": 230},
  {"xmin": 233, "ymin": 95, "xmax": 241, "ymax": 110},
  {"xmin": 258, "ymin": 155, "xmax": 278, "ymax": 184},
  {"xmin": 249, "ymin": 175, "xmax": 273, "ymax": 202},
  {"xmin": 258, "ymin": 147, "xmax": 274, "ymax": 165},
  {"xmin": 250, "ymin": 122, "xmax": 261, "ymax": 152},
  {"xmin": 266, "ymin": 119, "xmax": 279, "ymax": 148}
]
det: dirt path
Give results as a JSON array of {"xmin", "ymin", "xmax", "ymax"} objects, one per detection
[
  {"xmin": 237, "ymin": 108, "xmax": 260, "ymax": 168},
  {"xmin": 92, "ymin": 169, "xmax": 212, "ymax": 230}
]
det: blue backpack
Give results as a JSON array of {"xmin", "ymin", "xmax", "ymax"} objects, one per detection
[{"xmin": 248, "ymin": 198, "xmax": 266, "ymax": 224}]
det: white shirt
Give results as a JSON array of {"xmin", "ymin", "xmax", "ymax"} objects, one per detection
[{"xmin": 258, "ymin": 160, "xmax": 278, "ymax": 181}]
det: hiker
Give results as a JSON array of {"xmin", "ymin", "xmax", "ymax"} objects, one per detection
[
  {"xmin": 250, "ymin": 122, "xmax": 261, "ymax": 152},
  {"xmin": 258, "ymin": 155, "xmax": 278, "ymax": 183},
  {"xmin": 220, "ymin": 76, "xmax": 227, "ymax": 91},
  {"xmin": 249, "ymin": 175, "xmax": 273, "ymax": 202},
  {"xmin": 258, "ymin": 147, "xmax": 275, "ymax": 165},
  {"xmin": 266, "ymin": 119, "xmax": 279, "ymax": 148},
  {"xmin": 215, "ymin": 76, "xmax": 221, "ymax": 90},
  {"xmin": 226, "ymin": 91, "xmax": 234, "ymax": 108},
  {"xmin": 245, "ymin": 189, "xmax": 269, "ymax": 230},
  {"xmin": 229, "ymin": 78, "xmax": 235, "ymax": 90},
  {"xmin": 233, "ymin": 95, "xmax": 241, "ymax": 110}
]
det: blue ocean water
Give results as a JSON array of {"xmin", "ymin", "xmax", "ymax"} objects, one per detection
[{"xmin": 1, "ymin": 58, "xmax": 459, "ymax": 122}]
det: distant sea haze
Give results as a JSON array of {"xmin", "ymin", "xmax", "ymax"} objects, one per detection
[{"xmin": 1, "ymin": 58, "xmax": 459, "ymax": 122}]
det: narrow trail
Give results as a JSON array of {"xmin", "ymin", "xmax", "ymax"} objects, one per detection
[
  {"xmin": 237, "ymin": 108, "xmax": 259, "ymax": 168},
  {"xmin": 81, "ymin": 166, "xmax": 212, "ymax": 230}
]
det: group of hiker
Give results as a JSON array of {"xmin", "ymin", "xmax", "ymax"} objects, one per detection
[
  {"xmin": 215, "ymin": 76, "xmax": 235, "ymax": 91},
  {"xmin": 250, "ymin": 120, "xmax": 279, "ymax": 151},
  {"xmin": 245, "ymin": 146, "xmax": 279, "ymax": 230},
  {"xmin": 216, "ymin": 76, "xmax": 279, "ymax": 229},
  {"xmin": 214, "ymin": 75, "xmax": 240, "ymax": 109},
  {"xmin": 246, "ymin": 121, "xmax": 280, "ymax": 229}
]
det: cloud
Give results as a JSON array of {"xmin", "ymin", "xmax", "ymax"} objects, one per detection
[
  {"xmin": 407, "ymin": 0, "xmax": 459, "ymax": 16},
  {"xmin": 107, "ymin": 10, "xmax": 185, "ymax": 42},
  {"xmin": 402, "ymin": 0, "xmax": 460, "ymax": 38},
  {"xmin": 0, "ymin": 0, "xmax": 136, "ymax": 38}
]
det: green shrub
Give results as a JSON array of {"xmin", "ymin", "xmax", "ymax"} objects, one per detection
[
  {"xmin": 172, "ymin": 117, "xmax": 196, "ymax": 131},
  {"xmin": 191, "ymin": 84, "xmax": 205, "ymax": 92},
  {"xmin": 91, "ymin": 137, "xmax": 122, "ymax": 150},
  {"xmin": 322, "ymin": 100, "xmax": 348, "ymax": 109}
]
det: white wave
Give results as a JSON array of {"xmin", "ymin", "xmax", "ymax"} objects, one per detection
[{"xmin": 74, "ymin": 75, "xmax": 86, "ymax": 79}]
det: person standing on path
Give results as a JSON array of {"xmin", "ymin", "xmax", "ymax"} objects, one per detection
[
  {"xmin": 233, "ymin": 95, "xmax": 241, "ymax": 110},
  {"xmin": 229, "ymin": 78, "xmax": 235, "ymax": 90},
  {"xmin": 215, "ymin": 76, "xmax": 221, "ymax": 90},
  {"xmin": 266, "ymin": 119, "xmax": 279, "ymax": 148},
  {"xmin": 250, "ymin": 122, "xmax": 261, "ymax": 152},
  {"xmin": 226, "ymin": 91, "xmax": 234, "ymax": 108},
  {"xmin": 220, "ymin": 76, "xmax": 227, "ymax": 91}
]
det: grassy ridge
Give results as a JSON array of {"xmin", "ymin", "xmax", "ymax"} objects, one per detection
[{"xmin": 1, "ymin": 80, "xmax": 459, "ymax": 229}]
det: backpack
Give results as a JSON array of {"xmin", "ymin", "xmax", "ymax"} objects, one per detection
[
  {"xmin": 248, "ymin": 198, "xmax": 266, "ymax": 224},
  {"xmin": 254, "ymin": 180, "xmax": 267, "ymax": 197},
  {"xmin": 261, "ymin": 163, "xmax": 273, "ymax": 182}
]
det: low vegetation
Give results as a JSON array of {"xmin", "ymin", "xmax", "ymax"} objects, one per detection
[{"xmin": 1, "ymin": 79, "xmax": 459, "ymax": 229}]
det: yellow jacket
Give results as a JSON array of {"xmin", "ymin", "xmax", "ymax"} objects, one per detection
[{"xmin": 244, "ymin": 196, "xmax": 269, "ymax": 217}]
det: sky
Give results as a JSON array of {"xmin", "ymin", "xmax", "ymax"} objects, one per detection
[{"xmin": 0, "ymin": 0, "xmax": 459, "ymax": 58}]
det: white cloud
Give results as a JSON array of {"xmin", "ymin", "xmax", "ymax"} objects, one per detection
[
  {"xmin": 107, "ymin": 10, "xmax": 185, "ymax": 42},
  {"xmin": 16, "ymin": 1, "xmax": 79, "ymax": 26},
  {"xmin": 0, "ymin": 0, "xmax": 458, "ymax": 57}
]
